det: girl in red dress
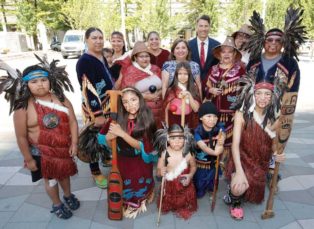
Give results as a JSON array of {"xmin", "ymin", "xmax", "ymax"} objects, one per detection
[{"xmin": 163, "ymin": 61, "xmax": 200, "ymax": 129}]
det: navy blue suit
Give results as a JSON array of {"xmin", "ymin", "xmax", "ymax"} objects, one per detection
[{"xmin": 188, "ymin": 37, "xmax": 220, "ymax": 82}]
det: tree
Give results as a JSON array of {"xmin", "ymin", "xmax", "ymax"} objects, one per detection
[
  {"xmin": 61, "ymin": 0, "xmax": 106, "ymax": 30},
  {"xmin": 226, "ymin": 0, "xmax": 263, "ymax": 35},
  {"xmin": 183, "ymin": 0, "xmax": 220, "ymax": 35}
]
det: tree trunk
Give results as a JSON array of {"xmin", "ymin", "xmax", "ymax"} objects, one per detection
[{"xmin": 1, "ymin": 1, "xmax": 8, "ymax": 32}]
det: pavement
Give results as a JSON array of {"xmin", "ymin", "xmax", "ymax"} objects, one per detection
[{"xmin": 0, "ymin": 52, "xmax": 314, "ymax": 229}]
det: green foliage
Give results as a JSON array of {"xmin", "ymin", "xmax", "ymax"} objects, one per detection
[
  {"xmin": 15, "ymin": 1, "xmax": 37, "ymax": 35},
  {"xmin": 61, "ymin": 0, "xmax": 106, "ymax": 31},
  {"xmin": 184, "ymin": 0, "xmax": 220, "ymax": 35},
  {"xmin": 225, "ymin": 0, "xmax": 263, "ymax": 35},
  {"xmin": 15, "ymin": 0, "xmax": 69, "ymax": 34}
]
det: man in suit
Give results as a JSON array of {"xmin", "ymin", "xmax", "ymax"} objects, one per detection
[{"xmin": 188, "ymin": 15, "xmax": 220, "ymax": 87}]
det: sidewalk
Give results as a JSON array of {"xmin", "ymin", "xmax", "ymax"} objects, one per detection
[{"xmin": 0, "ymin": 110, "xmax": 313, "ymax": 229}]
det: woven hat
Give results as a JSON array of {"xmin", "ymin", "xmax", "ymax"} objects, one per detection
[
  {"xmin": 131, "ymin": 41, "xmax": 150, "ymax": 58},
  {"xmin": 212, "ymin": 36, "xmax": 242, "ymax": 62},
  {"xmin": 232, "ymin": 24, "xmax": 253, "ymax": 38}
]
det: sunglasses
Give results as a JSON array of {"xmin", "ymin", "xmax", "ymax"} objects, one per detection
[{"xmin": 265, "ymin": 38, "xmax": 282, "ymax": 44}]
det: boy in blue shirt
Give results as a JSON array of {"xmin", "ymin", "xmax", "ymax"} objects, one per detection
[{"xmin": 193, "ymin": 101, "xmax": 225, "ymax": 198}]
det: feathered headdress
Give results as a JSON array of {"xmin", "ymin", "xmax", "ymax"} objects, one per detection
[
  {"xmin": 0, "ymin": 54, "xmax": 74, "ymax": 114},
  {"xmin": 34, "ymin": 54, "xmax": 74, "ymax": 101},
  {"xmin": 153, "ymin": 123, "xmax": 196, "ymax": 157},
  {"xmin": 231, "ymin": 66, "xmax": 287, "ymax": 128},
  {"xmin": 246, "ymin": 7, "xmax": 307, "ymax": 61}
]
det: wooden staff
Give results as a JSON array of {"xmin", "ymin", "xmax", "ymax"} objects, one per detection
[
  {"xmin": 181, "ymin": 95, "xmax": 186, "ymax": 127},
  {"xmin": 211, "ymin": 128, "xmax": 223, "ymax": 212},
  {"xmin": 157, "ymin": 176, "xmax": 165, "ymax": 227},
  {"xmin": 262, "ymin": 92, "xmax": 298, "ymax": 219},
  {"xmin": 106, "ymin": 90, "xmax": 123, "ymax": 220}
]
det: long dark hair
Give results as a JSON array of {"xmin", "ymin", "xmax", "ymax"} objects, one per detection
[
  {"xmin": 111, "ymin": 31, "xmax": 126, "ymax": 54},
  {"xmin": 117, "ymin": 87, "xmax": 156, "ymax": 140},
  {"xmin": 170, "ymin": 61, "xmax": 199, "ymax": 99},
  {"xmin": 170, "ymin": 38, "xmax": 191, "ymax": 61}
]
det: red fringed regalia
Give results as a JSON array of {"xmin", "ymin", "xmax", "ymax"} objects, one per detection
[
  {"xmin": 157, "ymin": 159, "xmax": 197, "ymax": 220},
  {"xmin": 225, "ymin": 114, "xmax": 274, "ymax": 203},
  {"xmin": 32, "ymin": 100, "xmax": 77, "ymax": 180}
]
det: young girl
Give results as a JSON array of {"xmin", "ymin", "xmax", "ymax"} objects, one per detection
[
  {"xmin": 163, "ymin": 61, "xmax": 200, "ymax": 129},
  {"xmin": 155, "ymin": 124, "xmax": 197, "ymax": 220},
  {"xmin": 224, "ymin": 78, "xmax": 285, "ymax": 220},
  {"xmin": 1, "ymin": 59, "xmax": 80, "ymax": 219},
  {"xmin": 97, "ymin": 87, "xmax": 157, "ymax": 218}
]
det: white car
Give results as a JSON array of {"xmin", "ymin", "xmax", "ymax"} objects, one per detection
[{"xmin": 61, "ymin": 30, "xmax": 85, "ymax": 59}]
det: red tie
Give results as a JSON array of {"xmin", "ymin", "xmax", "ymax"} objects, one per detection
[{"xmin": 200, "ymin": 42, "xmax": 205, "ymax": 68}]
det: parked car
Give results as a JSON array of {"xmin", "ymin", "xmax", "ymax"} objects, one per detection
[
  {"xmin": 50, "ymin": 40, "xmax": 61, "ymax": 51},
  {"xmin": 61, "ymin": 30, "xmax": 85, "ymax": 59}
]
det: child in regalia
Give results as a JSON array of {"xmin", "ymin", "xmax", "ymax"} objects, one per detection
[
  {"xmin": 0, "ymin": 57, "xmax": 80, "ymax": 219},
  {"xmin": 97, "ymin": 87, "xmax": 157, "ymax": 219},
  {"xmin": 193, "ymin": 101, "xmax": 225, "ymax": 198},
  {"xmin": 155, "ymin": 124, "xmax": 197, "ymax": 219},
  {"xmin": 163, "ymin": 61, "xmax": 200, "ymax": 129}
]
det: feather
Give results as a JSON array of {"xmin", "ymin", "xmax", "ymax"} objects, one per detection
[
  {"xmin": 153, "ymin": 127, "xmax": 168, "ymax": 156},
  {"xmin": 34, "ymin": 54, "xmax": 74, "ymax": 102},
  {"xmin": 0, "ymin": 61, "xmax": 23, "ymax": 114},
  {"xmin": 246, "ymin": 11, "xmax": 265, "ymax": 60},
  {"xmin": 78, "ymin": 123, "xmax": 109, "ymax": 162},
  {"xmin": 283, "ymin": 7, "xmax": 308, "ymax": 61}
]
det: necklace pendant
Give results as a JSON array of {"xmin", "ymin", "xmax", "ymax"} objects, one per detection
[{"xmin": 43, "ymin": 112, "xmax": 60, "ymax": 129}]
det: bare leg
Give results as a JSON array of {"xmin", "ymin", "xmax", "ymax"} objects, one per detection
[
  {"xmin": 44, "ymin": 179, "xmax": 62, "ymax": 206},
  {"xmin": 58, "ymin": 177, "xmax": 71, "ymax": 197}
]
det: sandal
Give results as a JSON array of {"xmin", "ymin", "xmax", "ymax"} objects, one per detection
[
  {"xmin": 229, "ymin": 206, "xmax": 244, "ymax": 220},
  {"xmin": 51, "ymin": 203, "xmax": 72, "ymax": 219},
  {"xmin": 93, "ymin": 174, "xmax": 108, "ymax": 189},
  {"xmin": 64, "ymin": 194, "xmax": 80, "ymax": 210}
]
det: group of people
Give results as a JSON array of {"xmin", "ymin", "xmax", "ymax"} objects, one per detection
[{"xmin": 0, "ymin": 8, "xmax": 305, "ymax": 222}]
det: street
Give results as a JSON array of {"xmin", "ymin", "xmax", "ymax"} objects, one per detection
[{"xmin": 0, "ymin": 51, "xmax": 313, "ymax": 229}]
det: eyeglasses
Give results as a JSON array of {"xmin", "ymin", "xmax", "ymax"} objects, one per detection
[{"xmin": 265, "ymin": 38, "xmax": 282, "ymax": 44}]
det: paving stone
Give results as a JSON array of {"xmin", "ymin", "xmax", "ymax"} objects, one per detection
[
  {"xmin": 283, "ymin": 201, "xmax": 314, "ymax": 220},
  {"xmin": 9, "ymin": 202, "xmax": 52, "ymax": 222},
  {"xmin": 298, "ymin": 219, "xmax": 314, "ymax": 229},
  {"xmin": 0, "ymin": 166, "xmax": 22, "ymax": 185},
  {"xmin": 0, "ymin": 211, "xmax": 15, "ymax": 228},
  {"xmin": 280, "ymin": 190, "xmax": 314, "ymax": 205},
  {"xmin": 47, "ymin": 216, "xmax": 91, "ymax": 229},
  {"xmin": 3, "ymin": 222, "xmax": 48, "ymax": 229},
  {"xmin": 214, "ymin": 215, "xmax": 260, "ymax": 229},
  {"xmin": 175, "ymin": 214, "xmax": 218, "ymax": 229},
  {"xmin": 252, "ymin": 209, "xmax": 296, "ymax": 229},
  {"xmin": 0, "ymin": 185, "xmax": 34, "ymax": 198},
  {"xmin": 279, "ymin": 221, "xmax": 303, "ymax": 229},
  {"xmin": 90, "ymin": 222, "xmax": 117, "ymax": 229},
  {"xmin": 0, "ymin": 195, "xmax": 29, "ymax": 211}
]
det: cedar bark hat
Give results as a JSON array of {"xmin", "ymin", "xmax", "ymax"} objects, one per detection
[
  {"xmin": 212, "ymin": 36, "xmax": 242, "ymax": 62},
  {"xmin": 232, "ymin": 24, "xmax": 253, "ymax": 38},
  {"xmin": 131, "ymin": 41, "xmax": 150, "ymax": 58}
]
